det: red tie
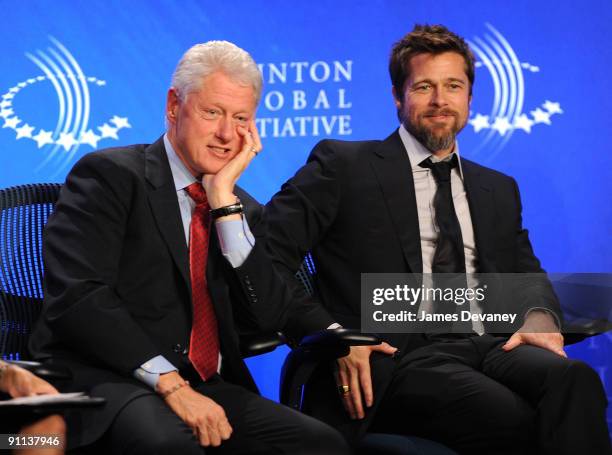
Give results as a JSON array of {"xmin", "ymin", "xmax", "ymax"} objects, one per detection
[{"xmin": 184, "ymin": 182, "xmax": 219, "ymax": 380}]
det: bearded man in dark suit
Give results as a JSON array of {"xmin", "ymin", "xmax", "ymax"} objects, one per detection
[{"xmin": 266, "ymin": 25, "xmax": 611, "ymax": 454}]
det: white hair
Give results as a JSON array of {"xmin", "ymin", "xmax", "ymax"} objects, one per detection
[{"xmin": 171, "ymin": 40, "xmax": 262, "ymax": 103}]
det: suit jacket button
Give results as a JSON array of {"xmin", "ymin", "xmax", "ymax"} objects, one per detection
[{"xmin": 173, "ymin": 344, "xmax": 183, "ymax": 353}]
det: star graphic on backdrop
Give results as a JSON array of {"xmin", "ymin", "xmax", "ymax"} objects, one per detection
[
  {"xmin": 531, "ymin": 108, "xmax": 552, "ymax": 125},
  {"xmin": 513, "ymin": 114, "xmax": 534, "ymax": 133},
  {"xmin": 79, "ymin": 129, "xmax": 101, "ymax": 148},
  {"xmin": 98, "ymin": 123, "xmax": 119, "ymax": 139},
  {"xmin": 542, "ymin": 100, "xmax": 563, "ymax": 115},
  {"xmin": 0, "ymin": 108, "xmax": 15, "ymax": 118},
  {"xmin": 0, "ymin": 100, "xmax": 11, "ymax": 109},
  {"xmin": 491, "ymin": 117, "xmax": 512, "ymax": 136},
  {"xmin": 110, "ymin": 115, "xmax": 131, "ymax": 129},
  {"xmin": 32, "ymin": 129, "xmax": 54, "ymax": 148},
  {"xmin": 2, "ymin": 116, "xmax": 21, "ymax": 129},
  {"xmin": 2, "ymin": 93, "xmax": 15, "ymax": 100},
  {"xmin": 469, "ymin": 113, "xmax": 490, "ymax": 133},
  {"xmin": 56, "ymin": 132, "xmax": 79, "ymax": 150},
  {"xmin": 15, "ymin": 123, "xmax": 34, "ymax": 139}
]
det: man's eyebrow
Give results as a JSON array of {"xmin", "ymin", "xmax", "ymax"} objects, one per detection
[
  {"xmin": 410, "ymin": 78, "xmax": 434, "ymax": 86},
  {"xmin": 411, "ymin": 77, "xmax": 467, "ymax": 86}
]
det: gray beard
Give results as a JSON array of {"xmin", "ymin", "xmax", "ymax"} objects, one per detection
[{"xmin": 405, "ymin": 121, "xmax": 457, "ymax": 153}]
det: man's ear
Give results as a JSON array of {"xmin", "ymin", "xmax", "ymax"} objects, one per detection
[
  {"xmin": 392, "ymin": 86, "xmax": 402, "ymax": 109},
  {"xmin": 166, "ymin": 88, "xmax": 179, "ymax": 125}
]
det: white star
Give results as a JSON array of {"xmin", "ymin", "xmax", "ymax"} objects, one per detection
[
  {"xmin": 2, "ymin": 93, "xmax": 15, "ymax": 100},
  {"xmin": 531, "ymin": 108, "xmax": 551, "ymax": 125},
  {"xmin": 469, "ymin": 113, "xmax": 490, "ymax": 133},
  {"xmin": 491, "ymin": 117, "xmax": 512, "ymax": 136},
  {"xmin": 17, "ymin": 82, "xmax": 27, "ymax": 88},
  {"xmin": 27, "ymin": 78, "xmax": 36, "ymax": 84},
  {"xmin": 98, "ymin": 123, "xmax": 118, "ymax": 139},
  {"xmin": 542, "ymin": 100, "xmax": 563, "ymax": 115},
  {"xmin": 36, "ymin": 76, "xmax": 45, "ymax": 81},
  {"xmin": 15, "ymin": 123, "xmax": 34, "ymax": 139},
  {"xmin": 9, "ymin": 87, "xmax": 19, "ymax": 93},
  {"xmin": 56, "ymin": 132, "xmax": 79, "ymax": 151},
  {"xmin": 32, "ymin": 129, "xmax": 54, "ymax": 148},
  {"xmin": 0, "ymin": 100, "xmax": 12, "ymax": 109},
  {"xmin": 0, "ymin": 108, "xmax": 14, "ymax": 118},
  {"xmin": 79, "ymin": 129, "xmax": 101, "ymax": 148},
  {"xmin": 513, "ymin": 114, "xmax": 534, "ymax": 133},
  {"xmin": 110, "ymin": 115, "xmax": 131, "ymax": 129},
  {"xmin": 2, "ymin": 116, "xmax": 21, "ymax": 129},
  {"xmin": 96, "ymin": 80, "xmax": 106, "ymax": 86}
]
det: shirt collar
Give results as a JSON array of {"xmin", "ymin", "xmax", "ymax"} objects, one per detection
[
  {"xmin": 398, "ymin": 123, "xmax": 464, "ymax": 179},
  {"xmin": 163, "ymin": 133, "xmax": 198, "ymax": 192}
]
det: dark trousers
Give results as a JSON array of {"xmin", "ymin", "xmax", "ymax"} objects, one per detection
[
  {"xmin": 370, "ymin": 335, "xmax": 611, "ymax": 455},
  {"xmin": 98, "ymin": 375, "xmax": 349, "ymax": 455}
]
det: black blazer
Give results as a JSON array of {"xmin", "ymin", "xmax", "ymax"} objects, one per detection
[
  {"xmin": 265, "ymin": 129, "xmax": 561, "ymax": 436},
  {"xmin": 30, "ymin": 137, "xmax": 292, "ymax": 447}
]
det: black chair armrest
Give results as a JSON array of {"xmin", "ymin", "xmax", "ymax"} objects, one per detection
[
  {"xmin": 563, "ymin": 320, "xmax": 612, "ymax": 345},
  {"xmin": 280, "ymin": 329, "xmax": 380, "ymax": 409},
  {"xmin": 6, "ymin": 360, "xmax": 72, "ymax": 381},
  {"xmin": 240, "ymin": 332, "xmax": 287, "ymax": 358},
  {"xmin": 298, "ymin": 328, "xmax": 381, "ymax": 353}
]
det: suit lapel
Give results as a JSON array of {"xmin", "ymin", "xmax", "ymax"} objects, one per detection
[
  {"xmin": 369, "ymin": 130, "xmax": 423, "ymax": 273},
  {"xmin": 461, "ymin": 158, "xmax": 496, "ymax": 271},
  {"xmin": 144, "ymin": 137, "xmax": 191, "ymax": 289}
]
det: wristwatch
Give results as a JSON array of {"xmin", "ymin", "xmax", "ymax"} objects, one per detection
[{"xmin": 210, "ymin": 199, "xmax": 243, "ymax": 219}]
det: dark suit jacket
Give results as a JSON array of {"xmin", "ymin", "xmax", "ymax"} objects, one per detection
[
  {"xmin": 265, "ymin": 129, "xmax": 561, "ymax": 438},
  {"xmin": 29, "ymin": 137, "xmax": 292, "ymax": 447}
]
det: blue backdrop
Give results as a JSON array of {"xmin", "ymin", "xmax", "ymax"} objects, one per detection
[{"xmin": 1, "ymin": 0, "xmax": 610, "ymax": 433}]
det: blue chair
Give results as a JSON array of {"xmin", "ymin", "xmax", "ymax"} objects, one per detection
[{"xmin": 0, "ymin": 183, "xmax": 62, "ymax": 362}]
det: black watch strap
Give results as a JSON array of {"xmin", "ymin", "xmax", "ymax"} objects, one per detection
[{"xmin": 210, "ymin": 200, "xmax": 243, "ymax": 219}]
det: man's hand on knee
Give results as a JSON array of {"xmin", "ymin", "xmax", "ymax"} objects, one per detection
[
  {"xmin": 334, "ymin": 342, "xmax": 397, "ymax": 420},
  {"xmin": 158, "ymin": 372, "xmax": 232, "ymax": 447},
  {"xmin": 503, "ymin": 310, "xmax": 566, "ymax": 358}
]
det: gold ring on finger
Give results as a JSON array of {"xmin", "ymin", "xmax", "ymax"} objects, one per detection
[{"xmin": 338, "ymin": 384, "xmax": 350, "ymax": 395}]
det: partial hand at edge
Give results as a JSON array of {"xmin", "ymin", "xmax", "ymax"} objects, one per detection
[
  {"xmin": 0, "ymin": 363, "xmax": 59, "ymax": 397},
  {"xmin": 334, "ymin": 342, "xmax": 397, "ymax": 420}
]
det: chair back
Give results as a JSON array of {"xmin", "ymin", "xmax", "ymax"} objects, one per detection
[{"xmin": 0, "ymin": 183, "xmax": 62, "ymax": 360}]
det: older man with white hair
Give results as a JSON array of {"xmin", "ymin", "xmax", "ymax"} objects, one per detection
[{"xmin": 30, "ymin": 41, "xmax": 349, "ymax": 455}]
